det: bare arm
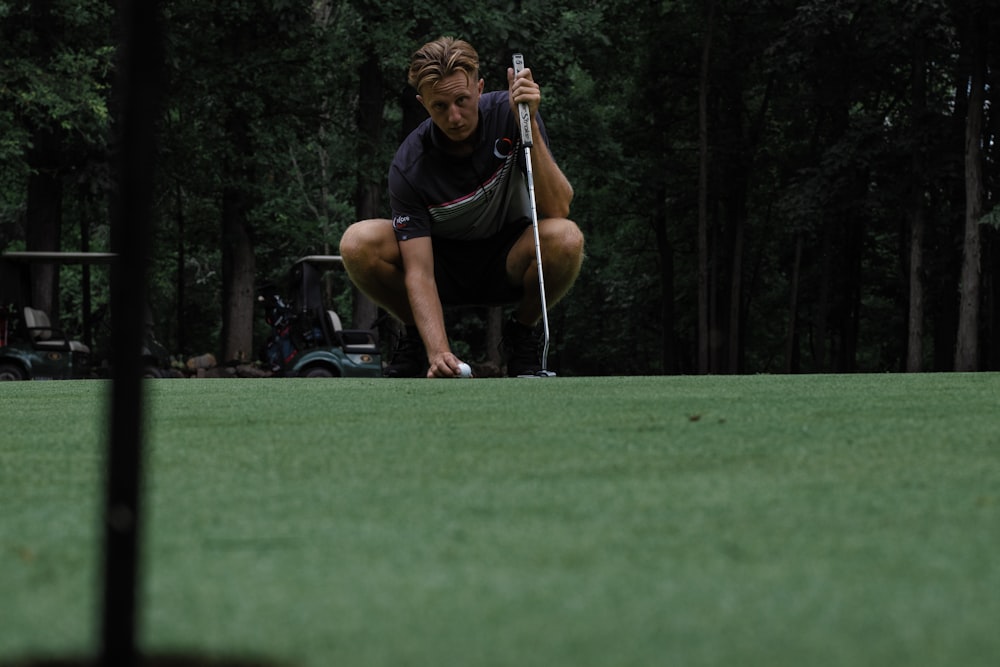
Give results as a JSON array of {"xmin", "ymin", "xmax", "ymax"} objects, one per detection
[
  {"xmin": 508, "ymin": 66, "xmax": 574, "ymax": 219},
  {"xmin": 398, "ymin": 236, "xmax": 465, "ymax": 377}
]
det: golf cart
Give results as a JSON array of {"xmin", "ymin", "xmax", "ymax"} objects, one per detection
[
  {"xmin": 259, "ymin": 255, "xmax": 381, "ymax": 378},
  {"xmin": 0, "ymin": 251, "xmax": 171, "ymax": 380}
]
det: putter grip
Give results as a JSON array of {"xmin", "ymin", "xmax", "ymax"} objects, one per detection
[{"xmin": 512, "ymin": 53, "xmax": 533, "ymax": 148}]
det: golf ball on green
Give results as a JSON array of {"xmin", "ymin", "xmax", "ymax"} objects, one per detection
[{"xmin": 457, "ymin": 362, "xmax": 472, "ymax": 378}]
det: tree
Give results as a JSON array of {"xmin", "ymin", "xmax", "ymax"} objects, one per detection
[
  {"xmin": 160, "ymin": 0, "xmax": 322, "ymax": 361},
  {"xmin": 906, "ymin": 27, "xmax": 929, "ymax": 372},
  {"xmin": 2, "ymin": 0, "xmax": 996, "ymax": 376},
  {"xmin": 1, "ymin": 0, "xmax": 115, "ymax": 316},
  {"xmin": 953, "ymin": 0, "xmax": 988, "ymax": 371}
]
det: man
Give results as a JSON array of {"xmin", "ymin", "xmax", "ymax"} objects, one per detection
[{"xmin": 340, "ymin": 37, "xmax": 584, "ymax": 378}]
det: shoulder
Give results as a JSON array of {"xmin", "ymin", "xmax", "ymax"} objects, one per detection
[
  {"xmin": 392, "ymin": 119, "xmax": 434, "ymax": 175},
  {"xmin": 480, "ymin": 90, "xmax": 511, "ymax": 117},
  {"xmin": 482, "ymin": 90, "xmax": 509, "ymax": 106}
]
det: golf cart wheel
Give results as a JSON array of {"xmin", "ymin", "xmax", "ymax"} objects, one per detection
[
  {"xmin": 143, "ymin": 365, "xmax": 164, "ymax": 378},
  {"xmin": 303, "ymin": 366, "xmax": 335, "ymax": 378},
  {"xmin": 0, "ymin": 362, "xmax": 26, "ymax": 381}
]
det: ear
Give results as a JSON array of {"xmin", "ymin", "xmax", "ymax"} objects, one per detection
[
  {"xmin": 478, "ymin": 78, "xmax": 485, "ymax": 94},
  {"xmin": 416, "ymin": 94, "xmax": 425, "ymax": 108}
]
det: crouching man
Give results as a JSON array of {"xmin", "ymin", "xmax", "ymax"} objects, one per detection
[{"xmin": 340, "ymin": 37, "xmax": 584, "ymax": 378}]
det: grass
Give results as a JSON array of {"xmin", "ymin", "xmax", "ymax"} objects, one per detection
[{"xmin": 1, "ymin": 373, "xmax": 999, "ymax": 666}]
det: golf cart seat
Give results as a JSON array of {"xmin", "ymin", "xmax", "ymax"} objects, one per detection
[
  {"xmin": 321, "ymin": 308, "xmax": 378, "ymax": 355},
  {"xmin": 23, "ymin": 306, "xmax": 90, "ymax": 354}
]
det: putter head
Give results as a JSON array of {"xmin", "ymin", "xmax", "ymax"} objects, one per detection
[{"xmin": 518, "ymin": 369, "xmax": 558, "ymax": 378}]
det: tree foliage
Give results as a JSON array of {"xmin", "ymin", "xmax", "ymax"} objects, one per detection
[{"xmin": 1, "ymin": 0, "xmax": 996, "ymax": 373}]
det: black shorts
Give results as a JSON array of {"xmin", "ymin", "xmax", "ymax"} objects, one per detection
[{"xmin": 432, "ymin": 219, "xmax": 531, "ymax": 306}]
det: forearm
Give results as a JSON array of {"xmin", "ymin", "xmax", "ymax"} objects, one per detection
[
  {"xmin": 404, "ymin": 270, "xmax": 450, "ymax": 358},
  {"xmin": 507, "ymin": 66, "xmax": 574, "ymax": 219},
  {"xmin": 527, "ymin": 118, "xmax": 573, "ymax": 219}
]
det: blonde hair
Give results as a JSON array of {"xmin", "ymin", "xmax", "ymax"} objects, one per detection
[{"xmin": 407, "ymin": 37, "xmax": 479, "ymax": 94}]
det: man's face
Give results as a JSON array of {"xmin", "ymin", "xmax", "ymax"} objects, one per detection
[{"xmin": 418, "ymin": 71, "xmax": 484, "ymax": 145}]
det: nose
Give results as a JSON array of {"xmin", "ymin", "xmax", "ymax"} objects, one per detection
[{"xmin": 448, "ymin": 104, "xmax": 462, "ymax": 124}]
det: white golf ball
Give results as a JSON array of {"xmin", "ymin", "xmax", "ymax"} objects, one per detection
[{"xmin": 457, "ymin": 362, "xmax": 472, "ymax": 378}]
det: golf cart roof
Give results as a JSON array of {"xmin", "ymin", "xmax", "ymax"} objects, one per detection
[
  {"xmin": 0, "ymin": 251, "xmax": 121, "ymax": 311},
  {"xmin": 295, "ymin": 255, "xmax": 343, "ymax": 268},
  {"xmin": 2, "ymin": 251, "xmax": 118, "ymax": 264}
]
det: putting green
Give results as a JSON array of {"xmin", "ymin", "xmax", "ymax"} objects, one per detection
[{"xmin": 2, "ymin": 374, "xmax": 999, "ymax": 666}]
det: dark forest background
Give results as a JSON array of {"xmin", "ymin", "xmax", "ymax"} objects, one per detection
[{"xmin": 1, "ymin": 0, "xmax": 997, "ymax": 375}]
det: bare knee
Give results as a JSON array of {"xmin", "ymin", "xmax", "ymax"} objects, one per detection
[
  {"xmin": 340, "ymin": 218, "xmax": 396, "ymax": 271},
  {"xmin": 542, "ymin": 218, "xmax": 585, "ymax": 264}
]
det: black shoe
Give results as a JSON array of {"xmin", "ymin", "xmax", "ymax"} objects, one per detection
[
  {"xmin": 501, "ymin": 316, "xmax": 541, "ymax": 377},
  {"xmin": 385, "ymin": 326, "xmax": 427, "ymax": 378}
]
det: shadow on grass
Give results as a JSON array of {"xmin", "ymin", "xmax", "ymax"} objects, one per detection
[{"xmin": 0, "ymin": 655, "xmax": 295, "ymax": 667}]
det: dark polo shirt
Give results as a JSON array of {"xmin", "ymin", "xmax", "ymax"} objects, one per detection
[{"xmin": 389, "ymin": 90, "xmax": 551, "ymax": 242}]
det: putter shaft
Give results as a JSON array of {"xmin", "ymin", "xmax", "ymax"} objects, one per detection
[{"xmin": 513, "ymin": 53, "xmax": 553, "ymax": 375}]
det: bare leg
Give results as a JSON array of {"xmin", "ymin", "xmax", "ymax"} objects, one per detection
[
  {"xmin": 506, "ymin": 217, "xmax": 585, "ymax": 326},
  {"xmin": 342, "ymin": 216, "xmax": 584, "ymax": 327},
  {"xmin": 339, "ymin": 219, "xmax": 414, "ymax": 323}
]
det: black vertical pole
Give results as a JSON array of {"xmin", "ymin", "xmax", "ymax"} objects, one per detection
[{"xmin": 101, "ymin": 1, "xmax": 162, "ymax": 664}]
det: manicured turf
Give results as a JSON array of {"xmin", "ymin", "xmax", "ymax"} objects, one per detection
[{"xmin": 2, "ymin": 374, "xmax": 999, "ymax": 666}]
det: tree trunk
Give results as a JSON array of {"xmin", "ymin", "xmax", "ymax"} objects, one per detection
[
  {"xmin": 174, "ymin": 181, "xmax": 187, "ymax": 354},
  {"xmin": 813, "ymin": 224, "xmax": 832, "ymax": 370},
  {"xmin": 652, "ymin": 186, "xmax": 677, "ymax": 374},
  {"xmin": 906, "ymin": 34, "xmax": 928, "ymax": 373},
  {"xmin": 838, "ymin": 217, "xmax": 863, "ymax": 372},
  {"xmin": 986, "ymin": 229, "xmax": 999, "ymax": 370},
  {"xmin": 220, "ymin": 184, "xmax": 256, "ymax": 363},
  {"xmin": 784, "ymin": 235, "xmax": 803, "ymax": 373},
  {"xmin": 985, "ymin": 69, "xmax": 1000, "ymax": 371},
  {"xmin": 931, "ymin": 22, "xmax": 971, "ymax": 371},
  {"xmin": 351, "ymin": 53, "xmax": 383, "ymax": 331},
  {"xmin": 727, "ymin": 212, "xmax": 744, "ymax": 374},
  {"xmin": 907, "ymin": 208, "xmax": 926, "ymax": 371},
  {"xmin": 697, "ymin": 2, "xmax": 715, "ymax": 374},
  {"xmin": 954, "ymin": 11, "xmax": 986, "ymax": 372},
  {"xmin": 25, "ymin": 127, "xmax": 63, "ymax": 316},
  {"xmin": 23, "ymin": 0, "xmax": 62, "ymax": 317},
  {"xmin": 220, "ymin": 111, "xmax": 256, "ymax": 363},
  {"xmin": 485, "ymin": 307, "xmax": 503, "ymax": 369},
  {"xmin": 724, "ymin": 76, "xmax": 770, "ymax": 375}
]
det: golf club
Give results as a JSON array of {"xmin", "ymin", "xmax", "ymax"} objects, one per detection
[{"xmin": 512, "ymin": 53, "xmax": 556, "ymax": 377}]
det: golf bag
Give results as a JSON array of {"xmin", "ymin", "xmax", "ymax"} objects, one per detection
[{"xmin": 259, "ymin": 292, "xmax": 322, "ymax": 372}]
